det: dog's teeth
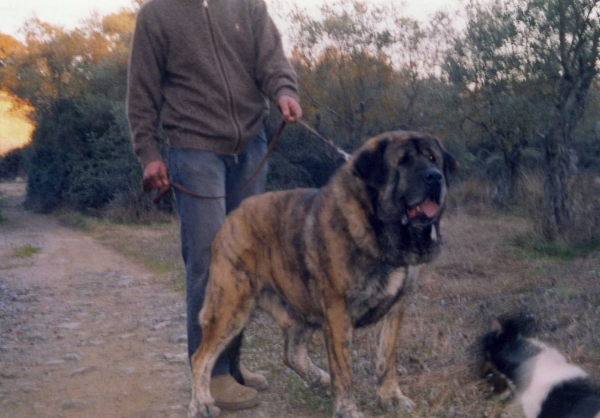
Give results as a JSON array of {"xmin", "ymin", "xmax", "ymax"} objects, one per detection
[
  {"xmin": 416, "ymin": 206, "xmax": 422, "ymax": 213},
  {"xmin": 401, "ymin": 212, "xmax": 409, "ymax": 225}
]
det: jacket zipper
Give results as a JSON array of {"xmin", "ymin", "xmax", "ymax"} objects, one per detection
[{"xmin": 203, "ymin": 0, "xmax": 243, "ymax": 158}]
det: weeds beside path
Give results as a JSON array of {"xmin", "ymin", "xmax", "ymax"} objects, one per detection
[{"xmin": 1, "ymin": 180, "xmax": 599, "ymax": 418}]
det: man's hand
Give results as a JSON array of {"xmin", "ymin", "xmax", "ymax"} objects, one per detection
[
  {"xmin": 143, "ymin": 160, "xmax": 169, "ymax": 192},
  {"xmin": 278, "ymin": 95, "xmax": 302, "ymax": 123}
]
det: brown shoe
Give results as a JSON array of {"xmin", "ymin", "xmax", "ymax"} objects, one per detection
[
  {"xmin": 241, "ymin": 365, "xmax": 269, "ymax": 391},
  {"xmin": 210, "ymin": 374, "xmax": 258, "ymax": 410}
]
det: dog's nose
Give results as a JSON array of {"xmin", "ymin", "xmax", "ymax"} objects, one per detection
[{"xmin": 423, "ymin": 168, "xmax": 442, "ymax": 185}]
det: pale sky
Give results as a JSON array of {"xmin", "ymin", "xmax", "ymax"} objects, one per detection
[{"xmin": 0, "ymin": 0, "xmax": 461, "ymax": 41}]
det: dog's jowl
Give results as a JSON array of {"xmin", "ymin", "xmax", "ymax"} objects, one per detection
[
  {"xmin": 481, "ymin": 316, "xmax": 600, "ymax": 418},
  {"xmin": 188, "ymin": 131, "xmax": 457, "ymax": 418}
]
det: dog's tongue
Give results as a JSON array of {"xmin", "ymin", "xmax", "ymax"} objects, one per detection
[{"xmin": 408, "ymin": 199, "xmax": 439, "ymax": 219}]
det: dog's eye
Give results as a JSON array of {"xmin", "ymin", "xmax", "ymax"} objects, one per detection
[
  {"xmin": 428, "ymin": 154, "xmax": 436, "ymax": 163},
  {"xmin": 399, "ymin": 155, "xmax": 409, "ymax": 165}
]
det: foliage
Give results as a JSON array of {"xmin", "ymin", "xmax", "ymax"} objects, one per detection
[
  {"xmin": 25, "ymin": 97, "xmax": 166, "ymax": 216},
  {"xmin": 0, "ymin": 147, "xmax": 28, "ymax": 179},
  {"xmin": 276, "ymin": 0, "xmax": 465, "ymax": 195},
  {"xmin": 265, "ymin": 113, "xmax": 340, "ymax": 191},
  {"xmin": 0, "ymin": 8, "xmax": 167, "ymax": 218},
  {"xmin": 446, "ymin": 0, "xmax": 544, "ymax": 205},
  {"xmin": 446, "ymin": 0, "xmax": 600, "ymax": 242},
  {"xmin": 0, "ymin": 0, "xmax": 597, "ymax": 244},
  {"xmin": 289, "ymin": 1, "xmax": 458, "ymax": 151}
]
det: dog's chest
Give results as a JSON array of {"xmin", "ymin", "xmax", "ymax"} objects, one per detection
[{"xmin": 350, "ymin": 265, "xmax": 419, "ymax": 328}]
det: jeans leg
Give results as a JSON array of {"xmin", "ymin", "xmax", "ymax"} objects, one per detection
[
  {"xmin": 222, "ymin": 130, "xmax": 268, "ymax": 380},
  {"xmin": 226, "ymin": 128, "xmax": 269, "ymax": 212},
  {"xmin": 168, "ymin": 148, "xmax": 231, "ymax": 376},
  {"xmin": 168, "ymin": 130, "xmax": 268, "ymax": 378}
]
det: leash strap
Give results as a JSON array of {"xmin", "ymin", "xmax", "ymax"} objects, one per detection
[
  {"xmin": 152, "ymin": 118, "xmax": 351, "ymax": 204},
  {"xmin": 296, "ymin": 119, "xmax": 351, "ymax": 161},
  {"xmin": 153, "ymin": 120, "xmax": 286, "ymax": 204}
]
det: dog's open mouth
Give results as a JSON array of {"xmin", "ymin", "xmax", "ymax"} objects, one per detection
[{"xmin": 407, "ymin": 198, "xmax": 439, "ymax": 220}]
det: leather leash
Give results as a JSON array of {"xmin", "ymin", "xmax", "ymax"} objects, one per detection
[
  {"xmin": 152, "ymin": 118, "xmax": 349, "ymax": 204},
  {"xmin": 296, "ymin": 119, "xmax": 351, "ymax": 162},
  {"xmin": 153, "ymin": 120, "xmax": 286, "ymax": 204}
]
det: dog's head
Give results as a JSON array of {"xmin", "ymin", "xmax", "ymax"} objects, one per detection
[
  {"xmin": 352, "ymin": 131, "xmax": 458, "ymax": 228},
  {"xmin": 480, "ymin": 315, "xmax": 540, "ymax": 398}
]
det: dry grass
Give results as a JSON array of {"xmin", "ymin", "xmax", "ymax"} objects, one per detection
[
  {"xmin": 83, "ymin": 215, "xmax": 185, "ymax": 290},
  {"xmin": 514, "ymin": 171, "xmax": 600, "ymax": 250},
  {"xmin": 84, "ymin": 206, "xmax": 600, "ymax": 417}
]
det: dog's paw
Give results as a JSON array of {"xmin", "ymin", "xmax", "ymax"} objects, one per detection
[
  {"xmin": 333, "ymin": 409, "xmax": 364, "ymax": 418},
  {"xmin": 303, "ymin": 364, "xmax": 331, "ymax": 389},
  {"xmin": 188, "ymin": 400, "xmax": 221, "ymax": 418},
  {"xmin": 332, "ymin": 401, "xmax": 364, "ymax": 418},
  {"xmin": 377, "ymin": 386, "xmax": 415, "ymax": 413},
  {"xmin": 309, "ymin": 370, "xmax": 331, "ymax": 388}
]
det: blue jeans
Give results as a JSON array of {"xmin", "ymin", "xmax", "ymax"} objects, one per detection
[{"xmin": 168, "ymin": 130, "xmax": 268, "ymax": 376}]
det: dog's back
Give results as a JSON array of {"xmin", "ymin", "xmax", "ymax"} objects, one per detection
[
  {"xmin": 538, "ymin": 378, "xmax": 600, "ymax": 418},
  {"xmin": 481, "ymin": 316, "xmax": 600, "ymax": 418}
]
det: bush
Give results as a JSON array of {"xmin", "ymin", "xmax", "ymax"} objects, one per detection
[
  {"xmin": 563, "ymin": 173, "xmax": 600, "ymax": 247},
  {"xmin": 25, "ymin": 97, "xmax": 170, "ymax": 217},
  {"xmin": 0, "ymin": 147, "xmax": 28, "ymax": 179},
  {"xmin": 265, "ymin": 112, "xmax": 340, "ymax": 191},
  {"xmin": 512, "ymin": 170, "xmax": 600, "ymax": 252}
]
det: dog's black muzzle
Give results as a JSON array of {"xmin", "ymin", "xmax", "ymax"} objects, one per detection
[{"xmin": 423, "ymin": 168, "xmax": 443, "ymax": 203}]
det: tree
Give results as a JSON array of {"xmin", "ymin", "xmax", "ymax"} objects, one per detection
[
  {"xmin": 0, "ymin": 34, "xmax": 27, "ymax": 106},
  {"xmin": 288, "ymin": 1, "xmax": 456, "ymax": 147},
  {"xmin": 289, "ymin": 1, "xmax": 398, "ymax": 149},
  {"xmin": 446, "ymin": 0, "xmax": 541, "ymax": 205},
  {"xmin": 522, "ymin": 0, "xmax": 600, "ymax": 239},
  {"xmin": 0, "ymin": 7, "xmax": 154, "ymax": 215},
  {"xmin": 447, "ymin": 0, "xmax": 600, "ymax": 225},
  {"xmin": 0, "ymin": 33, "xmax": 25, "ymax": 64}
]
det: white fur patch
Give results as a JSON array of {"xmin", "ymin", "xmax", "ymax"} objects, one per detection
[
  {"xmin": 431, "ymin": 225, "xmax": 438, "ymax": 242},
  {"xmin": 518, "ymin": 339, "xmax": 588, "ymax": 418},
  {"xmin": 386, "ymin": 268, "xmax": 406, "ymax": 296}
]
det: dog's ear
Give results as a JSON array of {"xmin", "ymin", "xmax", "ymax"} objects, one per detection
[
  {"xmin": 498, "ymin": 314, "xmax": 536, "ymax": 339},
  {"xmin": 443, "ymin": 150, "xmax": 458, "ymax": 186},
  {"xmin": 353, "ymin": 139, "xmax": 389, "ymax": 187}
]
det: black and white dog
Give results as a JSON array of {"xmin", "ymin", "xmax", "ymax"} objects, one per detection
[{"xmin": 480, "ymin": 315, "xmax": 600, "ymax": 418}]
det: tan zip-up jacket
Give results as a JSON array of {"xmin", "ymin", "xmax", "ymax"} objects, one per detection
[{"xmin": 127, "ymin": 0, "xmax": 299, "ymax": 167}]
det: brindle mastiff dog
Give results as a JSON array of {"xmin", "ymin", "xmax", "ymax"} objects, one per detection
[{"xmin": 188, "ymin": 131, "xmax": 457, "ymax": 418}]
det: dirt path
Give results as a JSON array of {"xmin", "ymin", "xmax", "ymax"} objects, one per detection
[
  {"xmin": 8, "ymin": 179, "xmax": 584, "ymax": 418},
  {"xmin": 0, "ymin": 181, "xmax": 192, "ymax": 417},
  {"xmin": 0, "ymin": 181, "xmax": 316, "ymax": 418}
]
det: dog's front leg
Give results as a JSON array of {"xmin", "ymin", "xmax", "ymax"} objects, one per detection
[
  {"xmin": 322, "ymin": 299, "xmax": 363, "ymax": 418},
  {"xmin": 375, "ymin": 299, "xmax": 415, "ymax": 413}
]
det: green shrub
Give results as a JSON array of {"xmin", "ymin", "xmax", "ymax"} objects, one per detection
[
  {"xmin": 25, "ymin": 97, "xmax": 168, "ymax": 217},
  {"xmin": 0, "ymin": 147, "xmax": 28, "ymax": 179},
  {"xmin": 265, "ymin": 113, "xmax": 342, "ymax": 191}
]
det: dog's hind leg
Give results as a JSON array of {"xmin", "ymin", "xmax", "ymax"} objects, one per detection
[
  {"xmin": 375, "ymin": 299, "xmax": 415, "ymax": 413},
  {"xmin": 188, "ymin": 266, "xmax": 256, "ymax": 418},
  {"xmin": 257, "ymin": 289, "xmax": 330, "ymax": 388},
  {"xmin": 283, "ymin": 326, "xmax": 331, "ymax": 388}
]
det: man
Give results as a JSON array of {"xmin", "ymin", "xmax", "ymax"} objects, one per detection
[{"xmin": 127, "ymin": 0, "xmax": 301, "ymax": 411}]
